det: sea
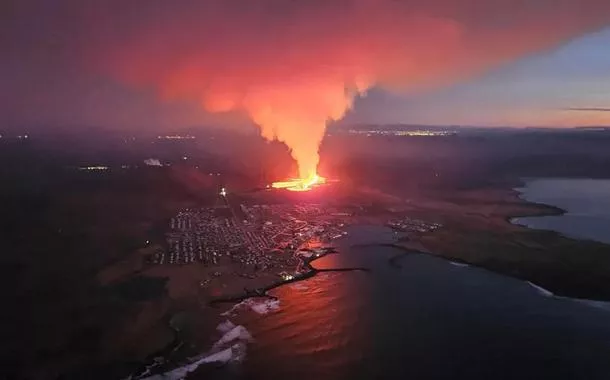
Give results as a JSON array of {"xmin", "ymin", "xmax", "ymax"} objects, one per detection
[
  {"xmin": 512, "ymin": 178, "xmax": 610, "ymax": 245},
  {"xmin": 147, "ymin": 223, "xmax": 610, "ymax": 380}
]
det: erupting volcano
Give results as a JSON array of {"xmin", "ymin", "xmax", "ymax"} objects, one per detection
[
  {"xmin": 240, "ymin": 77, "xmax": 363, "ymax": 194},
  {"xmin": 79, "ymin": 0, "xmax": 610, "ymax": 190},
  {"xmin": 241, "ymin": 79, "xmax": 361, "ymax": 193}
]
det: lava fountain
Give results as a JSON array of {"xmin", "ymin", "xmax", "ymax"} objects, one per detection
[
  {"xmin": 247, "ymin": 79, "xmax": 364, "ymax": 193},
  {"xmin": 272, "ymin": 173, "xmax": 327, "ymax": 192},
  {"xmin": 87, "ymin": 0, "xmax": 610, "ymax": 197}
]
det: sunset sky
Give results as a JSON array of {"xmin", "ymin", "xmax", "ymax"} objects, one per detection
[
  {"xmin": 346, "ymin": 27, "xmax": 610, "ymax": 127},
  {"xmin": 2, "ymin": 0, "xmax": 610, "ymax": 132}
]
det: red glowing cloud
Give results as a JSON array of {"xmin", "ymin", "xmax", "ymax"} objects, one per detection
[{"xmin": 3, "ymin": 1, "xmax": 610, "ymax": 175}]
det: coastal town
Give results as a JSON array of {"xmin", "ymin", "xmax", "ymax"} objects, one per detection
[
  {"xmin": 387, "ymin": 217, "xmax": 442, "ymax": 233},
  {"xmin": 151, "ymin": 199, "xmax": 446, "ymax": 268},
  {"xmin": 141, "ymin": 192, "xmax": 447, "ymax": 306},
  {"xmin": 150, "ymin": 202, "xmax": 349, "ymax": 279}
]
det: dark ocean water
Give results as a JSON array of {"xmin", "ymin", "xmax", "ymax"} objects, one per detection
[
  {"xmin": 230, "ymin": 225, "xmax": 610, "ymax": 380},
  {"xmin": 513, "ymin": 178, "xmax": 610, "ymax": 244}
]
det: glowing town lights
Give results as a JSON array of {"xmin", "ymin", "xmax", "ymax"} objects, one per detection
[
  {"xmin": 79, "ymin": 166, "xmax": 109, "ymax": 171},
  {"xmin": 220, "ymin": 187, "xmax": 227, "ymax": 197},
  {"xmin": 271, "ymin": 173, "xmax": 327, "ymax": 192},
  {"xmin": 157, "ymin": 135, "xmax": 196, "ymax": 140},
  {"xmin": 346, "ymin": 129, "xmax": 457, "ymax": 137}
]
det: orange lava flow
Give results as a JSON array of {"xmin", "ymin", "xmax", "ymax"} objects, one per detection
[{"xmin": 271, "ymin": 173, "xmax": 326, "ymax": 192}]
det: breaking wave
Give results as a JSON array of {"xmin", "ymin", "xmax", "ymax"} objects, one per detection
[
  {"xmin": 221, "ymin": 298, "xmax": 280, "ymax": 317},
  {"xmin": 135, "ymin": 298, "xmax": 278, "ymax": 379},
  {"xmin": 139, "ymin": 343, "xmax": 246, "ymax": 380},
  {"xmin": 290, "ymin": 283, "xmax": 309, "ymax": 291},
  {"xmin": 212, "ymin": 325, "xmax": 253, "ymax": 349},
  {"xmin": 135, "ymin": 321, "xmax": 253, "ymax": 380},
  {"xmin": 216, "ymin": 320, "xmax": 237, "ymax": 334}
]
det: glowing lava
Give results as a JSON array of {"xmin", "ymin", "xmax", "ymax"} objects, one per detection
[{"xmin": 272, "ymin": 173, "xmax": 327, "ymax": 192}]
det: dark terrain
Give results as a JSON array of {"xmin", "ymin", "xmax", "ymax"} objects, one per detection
[{"xmin": 2, "ymin": 126, "xmax": 610, "ymax": 379}]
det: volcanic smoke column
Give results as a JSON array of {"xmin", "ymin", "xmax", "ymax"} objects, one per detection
[
  {"xmin": 237, "ymin": 79, "xmax": 366, "ymax": 182},
  {"xmin": 83, "ymin": 0, "xmax": 610, "ymax": 190}
]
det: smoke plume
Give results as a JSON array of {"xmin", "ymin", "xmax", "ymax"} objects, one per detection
[{"xmin": 4, "ymin": 1, "xmax": 610, "ymax": 177}]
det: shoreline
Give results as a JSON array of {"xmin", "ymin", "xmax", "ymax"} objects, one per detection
[
  {"xmin": 126, "ymin": 178, "xmax": 610, "ymax": 378},
  {"xmin": 128, "ymin": 250, "xmax": 372, "ymax": 379},
  {"xmin": 389, "ymin": 178, "xmax": 610, "ymax": 301},
  {"xmin": 371, "ymin": 242, "xmax": 610, "ymax": 315},
  {"xmin": 367, "ymin": 242, "xmax": 610, "ymax": 311},
  {"xmin": 507, "ymin": 178, "xmax": 610, "ymax": 246},
  {"xmin": 505, "ymin": 178, "xmax": 566, "ymax": 222},
  {"xmin": 209, "ymin": 250, "xmax": 370, "ymax": 306}
]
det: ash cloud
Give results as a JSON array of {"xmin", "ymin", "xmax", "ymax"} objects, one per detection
[{"xmin": 3, "ymin": 0, "xmax": 610, "ymax": 175}]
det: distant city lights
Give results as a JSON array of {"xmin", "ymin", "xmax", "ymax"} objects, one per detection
[
  {"xmin": 157, "ymin": 135, "xmax": 196, "ymax": 140},
  {"xmin": 79, "ymin": 166, "xmax": 109, "ymax": 171},
  {"xmin": 144, "ymin": 158, "xmax": 163, "ymax": 167},
  {"xmin": 0, "ymin": 133, "xmax": 31, "ymax": 140},
  {"xmin": 347, "ymin": 129, "xmax": 456, "ymax": 137}
]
